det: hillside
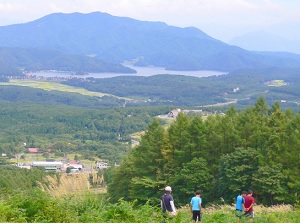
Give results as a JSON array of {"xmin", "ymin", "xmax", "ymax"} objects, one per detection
[
  {"xmin": 63, "ymin": 67, "xmax": 300, "ymax": 110},
  {"xmin": 41, "ymin": 172, "xmax": 104, "ymax": 197},
  {"xmin": 1, "ymin": 65, "xmax": 300, "ymax": 110},
  {"xmin": 1, "ymin": 12, "xmax": 300, "ymax": 71},
  {"xmin": 0, "ymin": 100, "xmax": 170, "ymax": 164},
  {"xmin": 0, "ymin": 47, "xmax": 136, "ymax": 76}
]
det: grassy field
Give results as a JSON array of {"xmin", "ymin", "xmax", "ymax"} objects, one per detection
[
  {"xmin": 265, "ymin": 79, "xmax": 287, "ymax": 87},
  {"xmin": 173, "ymin": 204, "xmax": 299, "ymax": 223},
  {"xmin": 0, "ymin": 79, "xmax": 129, "ymax": 99},
  {"xmin": 1, "ymin": 191, "xmax": 298, "ymax": 223},
  {"xmin": 2, "ymin": 161, "xmax": 298, "ymax": 222}
]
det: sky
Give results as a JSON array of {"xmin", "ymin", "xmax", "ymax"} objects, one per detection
[{"xmin": 0, "ymin": 0, "xmax": 300, "ymax": 42}]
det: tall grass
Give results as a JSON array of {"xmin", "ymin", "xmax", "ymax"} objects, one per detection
[
  {"xmin": 0, "ymin": 191, "xmax": 299, "ymax": 222},
  {"xmin": 183, "ymin": 204, "xmax": 300, "ymax": 223}
]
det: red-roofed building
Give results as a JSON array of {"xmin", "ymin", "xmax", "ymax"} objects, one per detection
[
  {"xmin": 66, "ymin": 161, "xmax": 83, "ymax": 170},
  {"xmin": 28, "ymin": 148, "xmax": 39, "ymax": 153}
]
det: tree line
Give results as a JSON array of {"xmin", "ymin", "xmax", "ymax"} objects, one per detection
[{"xmin": 107, "ymin": 96, "xmax": 300, "ymax": 207}]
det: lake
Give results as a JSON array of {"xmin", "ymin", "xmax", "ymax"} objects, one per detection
[{"xmin": 29, "ymin": 64, "xmax": 227, "ymax": 79}]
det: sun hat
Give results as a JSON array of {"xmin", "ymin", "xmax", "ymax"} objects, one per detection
[{"xmin": 165, "ymin": 186, "xmax": 172, "ymax": 191}]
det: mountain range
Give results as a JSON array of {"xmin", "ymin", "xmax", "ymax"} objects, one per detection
[
  {"xmin": 229, "ymin": 30, "xmax": 300, "ymax": 54},
  {"xmin": 0, "ymin": 11, "xmax": 300, "ymax": 74}
]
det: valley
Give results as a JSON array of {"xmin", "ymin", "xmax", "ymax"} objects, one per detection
[{"xmin": 0, "ymin": 8, "xmax": 299, "ymax": 223}]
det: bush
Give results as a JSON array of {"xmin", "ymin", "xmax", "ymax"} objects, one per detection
[{"xmin": 0, "ymin": 191, "xmax": 299, "ymax": 223}]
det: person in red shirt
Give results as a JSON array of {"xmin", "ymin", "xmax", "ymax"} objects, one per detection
[{"xmin": 244, "ymin": 190, "xmax": 255, "ymax": 222}]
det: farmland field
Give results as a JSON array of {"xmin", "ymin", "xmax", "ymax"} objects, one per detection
[{"xmin": 0, "ymin": 79, "xmax": 127, "ymax": 99}]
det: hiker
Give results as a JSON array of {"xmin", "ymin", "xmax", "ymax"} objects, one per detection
[
  {"xmin": 244, "ymin": 190, "xmax": 255, "ymax": 222},
  {"xmin": 161, "ymin": 186, "xmax": 177, "ymax": 222},
  {"xmin": 190, "ymin": 190, "xmax": 203, "ymax": 223},
  {"xmin": 236, "ymin": 191, "xmax": 247, "ymax": 223}
]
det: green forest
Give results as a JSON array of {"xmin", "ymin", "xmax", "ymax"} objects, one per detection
[
  {"xmin": 0, "ymin": 97, "xmax": 299, "ymax": 222},
  {"xmin": 108, "ymin": 96, "xmax": 300, "ymax": 208},
  {"xmin": 0, "ymin": 47, "xmax": 135, "ymax": 76},
  {"xmin": 1, "ymin": 79, "xmax": 300, "ymax": 222},
  {"xmin": 0, "ymin": 99, "xmax": 170, "ymax": 163}
]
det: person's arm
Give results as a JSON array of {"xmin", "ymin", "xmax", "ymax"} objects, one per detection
[
  {"xmin": 189, "ymin": 203, "xmax": 192, "ymax": 212},
  {"xmin": 170, "ymin": 200, "xmax": 176, "ymax": 212},
  {"xmin": 245, "ymin": 198, "xmax": 254, "ymax": 211},
  {"xmin": 200, "ymin": 200, "xmax": 203, "ymax": 213},
  {"xmin": 246, "ymin": 204, "xmax": 253, "ymax": 211},
  {"xmin": 248, "ymin": 198, "xmax": 255, "ymax": 210}
]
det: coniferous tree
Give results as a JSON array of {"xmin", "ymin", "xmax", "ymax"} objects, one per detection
[
  {"xmin": 203, "ymin": 115, "xmax": 223, "ymax": 177},
  {"xmin": 186, "ymin": 116, "xmax": 207, "ymax": 160},
  {"xmin": 168, "ymin": 113, "xmax": 190, "ymax": 169},
  {"xmin": 217, "ymin": 147, "xmax": 258, "ymax": 202},
  {"xmin": 283, "ymin": 113, "xmax": 300, "ymax": 203},
  {"xmin": 236, "ymin": 107, "xmax": 257, "ymax": 147},
  {"xmin": 264, "ymin": 103, "xmax": 288, "ymax": 165},
  {"xmin": 128, "ymin": 119, "xmax": 165, "ymax": 202},
  {"xmin": 109, "ymin": 119, "xmax": 166, "ymax": 203},
  {"xmin": 171, "ymin": 157, "xmax": 212, "ymax": 206},
  {"xmin": 158, "ymin": 130, "xmax": 175, "ymax": 181},
  {"xmin": 220, "ymin": 107, "xmax": 239, "ymax": 154},
  {"xmin": 253, "ymin": 164, "xmax": 287, "ymax": 205},
  {"xmin": 107, "ymin": 155, "xmax": 136, "ymax": 202},
  {"xmin": 252, "ymin": 96, "xmax": 270, "ymax": 152}
]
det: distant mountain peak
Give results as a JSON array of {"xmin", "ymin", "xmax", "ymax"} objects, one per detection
[{"xmin": 0, "ymin": 12, "xmax": 300, "ymax": 71}]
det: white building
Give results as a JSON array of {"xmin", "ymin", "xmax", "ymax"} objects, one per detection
[
  {"xmin": 31, "ymin": 161, "xmax": 63, "ymax": 170},
  {"xmin": 96, "ymin": 161, "xmax": 109, "ymax": 169},
  {"xmin": 66, "ymin": 161, "xmax": 83, "ymax": 170}
]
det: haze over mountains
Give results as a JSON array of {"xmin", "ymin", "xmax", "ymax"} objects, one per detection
[
  {"xmin": 229, "ymin": 30, "xmax": 300, "ymax": 54},
  {"xmin": 0, "ymin": 11, "xmax": 300, "ymax": 74}
]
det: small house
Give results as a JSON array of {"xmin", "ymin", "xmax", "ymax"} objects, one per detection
[
  {"xmin": 28, "ymin": 148, "xmax": 39, "ymax": 153},
  {"xmin": 96, "ymin": 161, "xmax": 109, "ymax": 169},
  {"xmin": 66, "ymin": 161, "xmax": 83, "ymax": 170}
]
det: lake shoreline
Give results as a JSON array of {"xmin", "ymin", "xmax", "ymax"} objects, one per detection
[{"xmin": 27, "ymin": 65, "xmax": 227, "ymax": 79}]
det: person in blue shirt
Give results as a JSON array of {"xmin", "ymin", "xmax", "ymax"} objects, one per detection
[
  {"xmin": 190, "ymin": 191, "xmax": 202, "ymax": 223},
  {"xmin": 235, "ymin": 191, "xmax": 247, "ymax": 223}
]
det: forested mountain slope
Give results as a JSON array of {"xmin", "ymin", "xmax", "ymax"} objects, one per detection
[
  {"xmin": 0, "ymin": 47, "xmax": 135, "ymax": 76},
  {"xmin": 1, "ymin": 12, "xmax": 300, "ymax": 71}
]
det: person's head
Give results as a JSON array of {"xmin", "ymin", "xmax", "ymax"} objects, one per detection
[
  {"xmin": 165, "ymin": 186, "xmax": 172, "ymax": 194},
  {"xmin": 247, "ymin": 190, "xmax": 253, "ymax": 196},
  {"xmin": 241, "ymin": 191, "xmax": 247, "ymax": 196},
  {"xmin": 195, "ymin": 190, "xmax": 201, "ymax": 196}
]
